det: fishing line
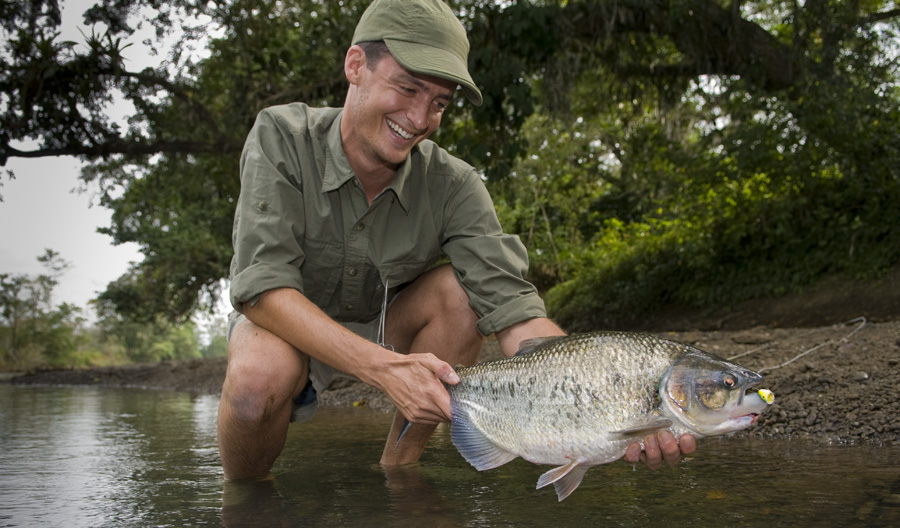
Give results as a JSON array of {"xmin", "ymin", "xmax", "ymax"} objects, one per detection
[
  {"xmin": 377, "ymin": 279, "xmax": 394, "ymax": 352},
  {"xmin": 727, "ymin": 326, "xmax": 822, "ymax": 361},
  {"xmin": 740, "ymin": 316, "xmax": 868, "ymax": 374},
  {"xmin": 727, "ymin": 316, "xmax": 866, "ymax": 363}
]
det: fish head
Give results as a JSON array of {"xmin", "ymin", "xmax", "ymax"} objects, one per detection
[{"xmin": 659, "ymin": 351, "xmax": 771, "ymax": 437}]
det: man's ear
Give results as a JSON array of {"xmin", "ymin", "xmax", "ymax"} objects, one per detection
[{"xmin": 344, "ymin": 45, "xmax": 367, "ymax": 85}]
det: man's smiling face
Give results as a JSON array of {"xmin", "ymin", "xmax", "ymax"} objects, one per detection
[{"xmin": 342, "ymin": 46, "xmax": 457, "ymax": 173}]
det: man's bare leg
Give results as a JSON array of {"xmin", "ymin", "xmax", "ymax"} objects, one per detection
[
  {"xmin": 217, "ymin": 320, "xmax": 309, "ymax": 479},
  {"xmin": 380, "ymin": 265, "xmax": 483, "ymax": 465}
]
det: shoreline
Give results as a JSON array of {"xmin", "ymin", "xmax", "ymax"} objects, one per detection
[{"xmin": 7, "ymin": 318, "xmax": 900, "ymax": 446}]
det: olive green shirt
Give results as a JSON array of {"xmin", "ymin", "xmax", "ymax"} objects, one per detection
[{"xmin": 229, "ymin": 103, "xmax": 546, "ymax": 336}]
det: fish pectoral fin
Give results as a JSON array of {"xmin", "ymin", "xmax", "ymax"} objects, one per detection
[
  {"xmin": 450, "ymin": 402, "xmax": 518, "ymax": 471},
  {"xmin": 536, "ymin": 460, "xmax": 591, "ymax": 502},
  {"xmin": 394, "ymin": 418, "xmax": 413, "ymax": 447},
  {"xmin": 609, "ymin": 416, "xmax": 673, "ymax": 440}
]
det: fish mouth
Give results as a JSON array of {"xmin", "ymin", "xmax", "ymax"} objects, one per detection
[
  {"xmin": 738, "ymin": 392, "xmax": 763, "ymax": 422},
  {"xmin": 729, "ymin": 388, "xmax": 772, "ymax": 424},
  {"xmin": 742, "ymin": 388, "xmax": 775, "ymax": 424},
  {"xmin": 742, "ymin": 390, "xmax": 765, "ymax": 424},
  {"xmin": 713, "ymin": 410, "xmax": 763, "ymax": 434},
  {"xmin": 693, "ymin": 388, "xmax": 770, "ymax": 435}
]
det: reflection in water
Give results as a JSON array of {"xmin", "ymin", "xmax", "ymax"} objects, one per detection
[
  {"xmin": 383, "ymin": 464, "xmax": 460, "ymax": 528},
  {"xmin": 0, "ymin": 385, "xmax": 222, "ymax": 527},
  {"xmin": 2, "ymin": 384, "xmax": 900, "ymax": 527},
  {"xmin": 221, "ymin": 476, "xmax": 292, "ymax": 528}
]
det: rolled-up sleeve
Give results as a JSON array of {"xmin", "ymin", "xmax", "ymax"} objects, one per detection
[
  {"xmin": 441, "ymin": 170, "xmax": 547, "ymax": 335},
  {"xmin": 229, "ymin": 110, "xmax": 307, "ymax": 311}
]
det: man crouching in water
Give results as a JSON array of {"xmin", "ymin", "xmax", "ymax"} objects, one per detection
[{"xmin": 217, "ymin": 0, "xmax": 696, "ymax": 487}]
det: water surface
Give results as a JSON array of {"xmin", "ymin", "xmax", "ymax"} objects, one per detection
[{"xmin": 1, "ymin": 384, "xmax": 898, "ymax": 527}]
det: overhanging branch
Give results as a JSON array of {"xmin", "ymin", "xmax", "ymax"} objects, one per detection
[
  {"xmin": 2, "ymin": 138, "xmax": 243, "ymax": 163},
  {"xmin": 861, "ymin": 8, "xmax": 900, "ymax": 25}
]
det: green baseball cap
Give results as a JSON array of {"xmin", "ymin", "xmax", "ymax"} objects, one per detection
[{"xmin": 352, "ymin": 0, "xmax": 483, "ymax": 106}]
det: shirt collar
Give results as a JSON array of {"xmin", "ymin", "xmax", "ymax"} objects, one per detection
[
  {"xmin": 322, "ymin": 112, "xmax": 356, "ymax": 193},
  {"xmin": 322, "ymin": 111, "xmax": 413, "ymax": 213}
]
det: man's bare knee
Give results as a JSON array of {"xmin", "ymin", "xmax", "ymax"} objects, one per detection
[
  {"xmin": 387, "ymin": 265, "xmax": 482, "ymax": 364},
  {"xmin": 434, "ymin": 266, "xmax": 481, "ymax": 336},
  {"xmin": 423, "ymin": 265, "xmax": 477, "ymax": 318},
  {"xmin": 222, "ymin": 322, "xmax": 308, "ymax": 424}
]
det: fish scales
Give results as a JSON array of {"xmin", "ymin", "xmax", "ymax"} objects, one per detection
[
  {"xmin": 451, "ymin": 333, "xmax": 682, "ymax": 465},
  {"xmin": 446, "ymin": 331, "xmax": 773, "ymax": 501}
]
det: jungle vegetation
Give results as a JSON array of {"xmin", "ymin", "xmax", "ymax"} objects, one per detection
[{"xmin": 1, "ymin": 0, "xmax": 898, "ymax": 367}]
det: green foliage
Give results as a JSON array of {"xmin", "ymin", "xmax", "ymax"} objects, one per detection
[
  {"xmin": 545, "ymin": 219, "xmax": 692, "ymax": 331},
  {"xmin": 78, "ymin": 0, "xmax": 371, "ymax": 319},
  {"xmin": 0, "ymin": 250, "xmax": 73, "ymax": 366},
  {"xmin": 489, "ymin": 0, "xmax": 900, "ymax": 330},
  {"xmin": 202, "ymin": 334, "xmax": 228, "ymax": 358},
  {"xmin": 3, "ymin": 0, "xmax": 899, "ymax": 330},
  {"xmin": 542, "ymin": 88, "xmax": 900, "ymax": 329},
  {"xmin": 87, "ymin": 154, "xmax": 238, "ymax": 320},
  {"xmin": 93, "ymin": 296, "xmax": 202, "ymax": 363},
  {"xmin": 0, "ymin": 251, "xmax": 205, "ymax": 369},
  {"xmin": 493, "ymin": 113, "xmax": 610, "ymax": 290}
]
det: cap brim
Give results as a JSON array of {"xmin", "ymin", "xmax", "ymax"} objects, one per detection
[{"xmin": 385, "ymin": 39, "xmax": 483, "ymax": 106}]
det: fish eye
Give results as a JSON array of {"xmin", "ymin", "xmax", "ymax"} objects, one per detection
[{"xmin": 722, "ymin": 374, "xmax": 737, "ymax": 389}]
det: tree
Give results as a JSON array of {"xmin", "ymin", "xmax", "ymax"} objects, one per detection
[
  {"xmin": 4, "ymin": 0, "xmax": 373, "ymax": 319},
  {"xmin": 2, "ymin": 1, "xmax": 898, "ymax": 325},
  {"xmin": 0, "ymin": 249, "xmax": 84, "ymax": 365},
  {"xmin": 458, "ymin": 1, "xmax": 900, "ymax": 181},
  {"xmin": 476, "ymin": 1, "xmax": 900, "ymax": 328},
  {"xmin": 0, "ymin": 272, "xmax": 28, "ymax": 361},
  {"xmin": 92, "ymin": 295, "xmax": 202, "ymax": 362}
]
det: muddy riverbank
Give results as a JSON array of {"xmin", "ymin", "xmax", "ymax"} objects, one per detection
[{"xmin": 7, "ymin": 269, "xmax": 900, "ymax": 445}]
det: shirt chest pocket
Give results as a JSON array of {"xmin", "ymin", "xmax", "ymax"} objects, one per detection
[
  {"xmin": 374, "ymin": 214, "xmax": 442, "ymax": 288},
  {"xmin": 300, "ymin": 237, "xmax": 344, "ymax": 308},
  {"xmin": 368, "ymin": 221, "xmax": 442, "ymax": 315}
]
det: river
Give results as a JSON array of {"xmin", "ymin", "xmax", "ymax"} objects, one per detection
[{"xmin": 1, "ymin": 384, "xmax": 898, "ymax": 527}]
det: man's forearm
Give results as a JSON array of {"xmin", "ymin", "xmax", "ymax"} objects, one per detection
[
  {"xmin": 241, "ymin": 287, "xmax": 459, "ymax": 423},
  {"xmin": 242, "ymin": 287, "xmax": 392, "ymax": 386}
]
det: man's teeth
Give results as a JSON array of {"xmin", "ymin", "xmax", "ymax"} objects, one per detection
[{"xmin": 388, "ymin": 119, "xmax": 414, "ymax": 140}]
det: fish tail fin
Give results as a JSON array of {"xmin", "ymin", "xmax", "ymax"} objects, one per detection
[
  {"xmin": 450, "ymin": 399, "xmax": 517, "ymax": 471},
  {"xmin": 536, "ymin": 460, "xmax": 591, "ymax": 502}
]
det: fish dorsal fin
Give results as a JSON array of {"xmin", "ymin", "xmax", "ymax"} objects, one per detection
[
  {"xmin": 450, "ymin": 399, "xmax": 518, "ymax": 471},
  {"xmin": 609, "ymin": 416, "xmax": 673, "ymax": 440},
  {"xmin": 536, "ymin": 460, "xmax": 592, "ymax": 502},
  {"xmin": 515, "ymin": 336, "xmax": 564, "ymax": 356}
]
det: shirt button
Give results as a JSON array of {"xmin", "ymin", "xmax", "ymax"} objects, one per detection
[
  {"xmin": 355, "ymin": 223, "xmax": 365, "ymax": 231},
  {"xmin": 345, "ymin": 304, "xmax": 354, "ymax": 311},
  {"xmin": 348, "ymin": 268, "xmax": 358, "ymax": 276}
]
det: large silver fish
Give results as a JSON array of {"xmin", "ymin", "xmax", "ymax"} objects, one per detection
[{"xmin": 447, "ymin": 331, "xmax": 774, "ymax": 501}]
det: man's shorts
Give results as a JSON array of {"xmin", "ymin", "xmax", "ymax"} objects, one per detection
[{"xmin": 226, "ymin": 311, "xmax": 382, "ymax": 424}]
